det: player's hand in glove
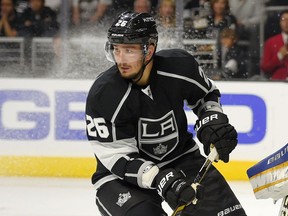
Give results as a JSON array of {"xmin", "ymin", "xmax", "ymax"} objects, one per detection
[
  {"xmin": 195, "ymin": 111, "xmax": 237, "ymax": 163},
  {"xmin": 155, "ymin": 168, "xmax": 204, "ymax": 209}
]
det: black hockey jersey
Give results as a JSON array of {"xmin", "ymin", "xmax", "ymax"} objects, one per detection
[{"xmin": 85, "ymin": 49, "xmax": 220, "ymax": 187}]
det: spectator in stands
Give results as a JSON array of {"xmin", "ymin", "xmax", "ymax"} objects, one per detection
[
  {"xmin": 205, "ymin": 0, "xmax": 237, "ymax": 39},
  {"xmin": 229, "ymin": 0, "xmax": 264, "ymax": 77},
  {"xmin": 184, "ymin": 0, "xmax": 210, "ymax": 9},
  {"xmin": 210, "ymin": 28, "xmax": 247, "ymax": 79},
  {"xmin": 183, "ymin": 0, "xmax": 211, "ymax": 39},
  {"xmin": 71, "ymin": 0, "xmax": 112, "ymax": 28},
  {"xmin": 14, "ymin": 0, "xmax": 28, "ymax": 15},
  {"xmin": 133, "ymin": 0, "xmax": 152, "ymax": 14},
  {"xmin": 109, "ymin": 0, "xmax": 132, "ymax": 15},
  {"xmin": 0, "ymin": 0, "xmax": 22, "ymax": 37},
  {"xmin": 260, "ymin": 10, "xmax": 288, "ymax": 80},
  {"xmin": 229, "ymin": 0, "xmax": 264, "ymax": 38},
  {"xmin": 110, "ymin": 0, "xmax": 158, "ymax": 16},
  {"xmin": 21, "ymin": 0, "xmax": 59, "ymax": 37},
  {"xmin": 184, "ymin": 0, "xmax": 211, "ymax": 18},
  {"xmin": 156, "ymin": 0, "xmax": 175, "ymax": 29},
  {"xmin": 45, "ymin": 0, "xmax": 63, "ymax": 22},
  {"xmin": 45, "ymin": 0, "xmax": 61, "ymax": 13},
  {"xmin": 183, "ymin": 0, "xmax": 237, "ymax": 69},
  {"xmin": 184, "ymin": 0, "xmax": 236, "ymax": 39},
  {"xmin": 155, "ymin": 0, "xmax": 177, "ymax": 49},
  {"xmin": 264, "ymin": 0, "xmax": 288, "ymax": 40}
]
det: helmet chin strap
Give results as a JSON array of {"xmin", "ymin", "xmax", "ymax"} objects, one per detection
[{"xmin": 132, "ymin": 51, "xmax": 153, "ymax": 85}]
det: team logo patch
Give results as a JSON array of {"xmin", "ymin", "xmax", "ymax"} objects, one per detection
[
  {"xmin": 153, "ymin": 144, "xmax": 168, "ymax": 155},
  {"xmin": 138, "ymin": 111, "xmax": 179, "ymax": 160},
  {"xmin": 116, "ymin": 192, "xmax": 131, "ymax": 207}
]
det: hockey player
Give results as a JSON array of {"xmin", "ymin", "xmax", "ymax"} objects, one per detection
[{"xmin": 85, "ymin": 11, "xmax": 247, "ymax": 216}]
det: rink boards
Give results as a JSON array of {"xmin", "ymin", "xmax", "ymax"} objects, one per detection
[{"xmin": 0, "ymin": 78, "xmax": 288, "ymax": 180}]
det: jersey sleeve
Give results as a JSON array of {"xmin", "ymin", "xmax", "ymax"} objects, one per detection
[
  {"xmin": 186, "ymin": 69, "xmax": 222, "ymax": 117},
  {"xmin": 155, "ymin": 48, "xmax": 222, "ymax": 117},
  {"xmin": 176, "ymin": 51, "xmax": 222, "ymax": 116},
  {"xmin": 85, "ymin": 78, "xmax": 157, "ymax": 189}
]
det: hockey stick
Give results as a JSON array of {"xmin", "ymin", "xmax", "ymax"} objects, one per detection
[
  {"xmin": 279, "ymin": 195, "xmax": 288, "ymax": 216},
  {"xmin": 171, "ymin": 147, "xmax": 219, "ymax": 216}
]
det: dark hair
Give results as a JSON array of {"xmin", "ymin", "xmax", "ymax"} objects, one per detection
[{"xmin": 280, "ymin": 10, "xmax": 288, "ymax": 19}]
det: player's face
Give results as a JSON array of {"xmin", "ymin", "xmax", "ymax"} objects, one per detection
[{"xmin": 113, "ymin": 44, "xmax": 145, "ymax": 79}]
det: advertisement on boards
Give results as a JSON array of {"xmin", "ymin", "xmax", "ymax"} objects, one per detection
[{"xmin": 0, "ymin": 79, "xmax": 287, "ymax": 178}]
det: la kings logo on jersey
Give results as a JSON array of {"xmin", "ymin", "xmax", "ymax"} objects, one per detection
[{"xmin": 138, "ymin": 111, "xmax": 179, "ymax": 160}]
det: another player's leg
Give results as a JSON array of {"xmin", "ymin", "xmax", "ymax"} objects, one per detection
[{"xmin": 95, "ymin": 178, "xmax": 167, "ymax": 216}]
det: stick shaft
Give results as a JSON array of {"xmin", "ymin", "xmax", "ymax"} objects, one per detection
[{"xmin": 171, "ymin": 148, "xmax": 218, "ymax": 216}]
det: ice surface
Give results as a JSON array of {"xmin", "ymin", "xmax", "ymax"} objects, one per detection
[{"xmin": 0, "ymin": 177, "xmax": 282, "ymax": 216}]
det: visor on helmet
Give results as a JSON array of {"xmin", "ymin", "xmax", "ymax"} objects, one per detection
[{"xmin": 105, "ymin": 41, "xmax": 148, "ymax": 64}]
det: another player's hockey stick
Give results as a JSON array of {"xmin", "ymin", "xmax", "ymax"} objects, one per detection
[
  {"xmin": 279, "ymin": 195, "xmax": 288, "ymax": 216},
  {"xmin": 171, "ymin": 147, "xmax": 219, "ymax": 216}
]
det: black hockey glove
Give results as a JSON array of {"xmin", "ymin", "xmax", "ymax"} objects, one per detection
[
  {"xmin": 155, "ymin": 168, "xmax": 204, "ymax": 210},
  {"xmin": 195, "ymin": 111, "xmax": 238, "ymax": 163}
]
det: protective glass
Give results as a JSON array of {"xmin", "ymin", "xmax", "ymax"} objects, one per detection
[{"xmin": 105, "ymin": 42, "xmax": 146, "ymax": 64}]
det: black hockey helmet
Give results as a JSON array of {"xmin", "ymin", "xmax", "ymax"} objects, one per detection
[
  {"xmin": 105, "ymin": 11, "xmax": 158, "ymax": 62},
  {"xmin": 108, "ymin": 11, "xmax": 158, "ymax": 45}
]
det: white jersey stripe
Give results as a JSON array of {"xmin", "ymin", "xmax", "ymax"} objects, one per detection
[
  {"xmin": 111, "ymin": 83, "xmax": 132, "ymax": 141},
  {"xmin": 157, "ymin": 70, "xmax": 209, "ymax": 93},
  {"xmin": 157, "ymin": 70, "xmax": 218, "ymax": 110},
  {"xmin": 90, "ymin": 138, "xmax": 138, "ymax": 171},
  {"xmin": 96, "ymin": 196, "xmax": 113, "ymax": 216},
  {"xmin": 111, "ymin": 83, "xmax": 132, "ymax": 123}
]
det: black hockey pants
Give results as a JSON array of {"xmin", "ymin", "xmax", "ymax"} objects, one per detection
[{"xmin": 94, "ymin": 150, "xmax": 247, "ymax": 216}]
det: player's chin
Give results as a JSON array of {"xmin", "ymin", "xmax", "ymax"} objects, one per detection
[{"xmin": 119, "ymin": 70, "xmax": 135, "ymax": 79}]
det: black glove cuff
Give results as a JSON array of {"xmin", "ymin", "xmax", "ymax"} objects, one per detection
[
  {"xmin": 156, "ymin": 169, "xmax": 185, "ymax": 198},
  {"xmin": 195, "ymin": 111, "xmax": 228, "ymax": 135}
]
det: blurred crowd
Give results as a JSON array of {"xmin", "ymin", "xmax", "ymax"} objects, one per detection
[{"xmin": 0, "ymin": 0, "xmax": 288, "ymax": 80}]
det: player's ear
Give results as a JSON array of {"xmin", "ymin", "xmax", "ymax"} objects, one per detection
[{"xmin": 146, "ymin": 44, "xmax": 155, "ymax": 61}]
